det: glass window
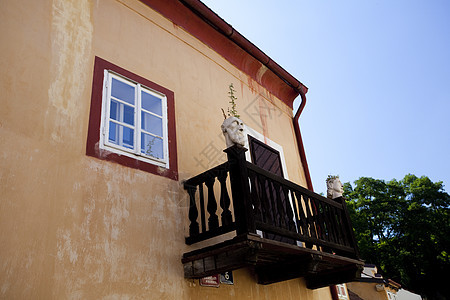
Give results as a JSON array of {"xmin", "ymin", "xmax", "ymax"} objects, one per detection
[
  {"xmin": 87, "ymin": 57, "xmax": 178, "ymax": 180},
  {"xmin": 102, "ymin": 71, "xmax": 169, "ymax": 167},
  {"xmin": 141, "ymin": 111, "xmax": 163, "ymax": 136},
  {"xmin": 142, "ymin": 90, "xmax": 162, "ymax": 115},
  {"xmin": 111, "ymin": 77, "xmax": 135, "ymax": 105},
  {"xmin": 336, "ymin": 284, "xmax": 348, "ymax": 300}
]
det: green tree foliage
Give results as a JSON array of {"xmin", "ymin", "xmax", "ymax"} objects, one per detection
[{"xmin": 344, "ymin": 175, "xmax": 450, "ymax": 300}]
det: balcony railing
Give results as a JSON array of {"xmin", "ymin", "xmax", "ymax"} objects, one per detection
[{"xmin": 182, "ymin": 145, "xmax": 362, "ymax": 288}]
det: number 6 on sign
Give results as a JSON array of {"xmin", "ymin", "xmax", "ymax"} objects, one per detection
[{"xmin": 220, "ymin": 271, "xmax": 234, "ymax": 285}]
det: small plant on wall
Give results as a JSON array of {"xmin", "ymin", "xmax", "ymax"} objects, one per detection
[
  {"xmin": 221, "ymin": 83, "xmax": 245, "ymax": 148},
  {"xmin": 222, "ymin": 83, "xmax": 240, "ymax": 119}
]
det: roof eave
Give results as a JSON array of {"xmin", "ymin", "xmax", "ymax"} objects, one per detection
[{"xmin": 140, "ymin": 0, "xmax": 308, "ymax": 108}]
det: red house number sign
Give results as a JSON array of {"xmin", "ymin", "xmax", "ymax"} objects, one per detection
[{"xmin": 199, "ymin": 274, "xmax": 220, "ymax": 287}]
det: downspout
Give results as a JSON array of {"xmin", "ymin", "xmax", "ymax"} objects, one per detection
[
  {"xmin": 293, "ymin": 91, "xmax": 313, "ymax": 191},
  {"xmin": 294, "ymin": 92, "xmax": 339, "ymax": 300},
  {"xmin": 329, "ymin": 285, "xmax": 339, "ymax": 300}
]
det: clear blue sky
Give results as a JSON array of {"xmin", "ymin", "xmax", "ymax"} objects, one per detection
[{"xmin": 202, "ymin": 0, "xmax": 450, "ymax": 195}]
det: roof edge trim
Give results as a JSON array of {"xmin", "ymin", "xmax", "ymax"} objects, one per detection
[
  {"xmin": 139, "ymin": 0, "xmax": 308, "ymax": 107},
  {"xmin": 180, "ymin": 0, "xmax": 308, "ymax": 96}
]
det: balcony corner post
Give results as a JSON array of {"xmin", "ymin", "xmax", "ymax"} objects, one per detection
[
  {"xmin": 224, "ymin": 145, "xmax": 256, "ymax": 235},
  {"xmin": 337, "ymin": 196, "xmax": 360, "ymax": 259}
]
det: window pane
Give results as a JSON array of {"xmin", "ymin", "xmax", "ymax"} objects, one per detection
[
  {"xmin": 122, "ymin": 126, "xmax": 134, "ymax": 149},
  {"xmin": 111, "ymin": 77, "xmax": 135, "ymax": 105},
  {"xmin": 123, "ymin": 104, "xmax": 134, "ymax": 125},
  {"xmin": 110, "ymin": 100, "xmax": 118, "ymax": 120},
  {"xmin": 108, "ymin": 121, "xmax": 134, "ymax": 149},
  {"xmin": 110, "ymin": 100, "xmax": 134, "ymax": 126},
  {"xmin": 108, "ymin": 122, "xmax": 118, "ymax": 144},
  {"xmin": 142, "ymin": 111, "xmax": 162, "ymax": 137},
  {"xmin": 141, "ymin": 133, "xmax": 163, "ymax": 159},
  {"xmin": 142, "ymin": 90, "xmax": 162, "ymax": 115}
]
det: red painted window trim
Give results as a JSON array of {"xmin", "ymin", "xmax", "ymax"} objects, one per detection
[{"xmin": 86, "ymin": 56, "xmax": 178, "ymax": 180}]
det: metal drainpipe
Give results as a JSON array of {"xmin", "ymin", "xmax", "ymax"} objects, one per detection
[
  {"xmin": 294, "ymin": 93, "xmax": 339, "ymax": 299},
  {"xmin": 293, "ymin": 91, "xmax": 313, "ymax": 191},
  {"xmin": 329, "ymin": 285, "xmax": 339, "ymax": 300},
  {"xmin": 294, "ymin": 94, "xmax": 341, "ymax": 299}
]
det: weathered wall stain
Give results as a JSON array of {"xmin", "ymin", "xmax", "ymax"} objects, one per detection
[{"xmin": 47, "ymin": 0, "xmax": 93, "ymax": 145}]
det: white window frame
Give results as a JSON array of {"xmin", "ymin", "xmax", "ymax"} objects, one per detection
[
  {"xmin": 336, "ymin": 283, "xmax": 349, "ymax": 300},
  {"xmin": 387, "ymin": 291, "xmax": 398, "ymax": 300},
  {"xmin": 99, "ymin": 70, "xmax": 169, "ymax": 168},
  {"xmin": 243, "ymin": 126, "xmax": 289, "ymax": 180}
]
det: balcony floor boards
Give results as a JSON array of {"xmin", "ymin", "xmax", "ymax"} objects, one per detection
[{"xmin": 182, "ymin": 233, "xmax": 364, "ymax": 289}]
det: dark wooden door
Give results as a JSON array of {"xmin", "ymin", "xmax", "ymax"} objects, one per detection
[
  {"xmin": 249, "ymin": 136, "xmax": 284, "ymax": 178},
  {"xmin": 248, "ymin": 136, "xmax": 295, "ymax": 244}
]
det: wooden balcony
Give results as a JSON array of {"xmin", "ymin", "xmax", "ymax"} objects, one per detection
[{"xmin": 182, "ymin": 145, "xmax": 363, "ymax": 289}]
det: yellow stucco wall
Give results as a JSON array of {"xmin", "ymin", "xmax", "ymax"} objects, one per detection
[
  {"xmin": 346, "ymin": 282, "xmax": 389, "ymax": 300},
  {"xmin": 0, "ymin": 0, "xmax": 328, "ymax": 299}
]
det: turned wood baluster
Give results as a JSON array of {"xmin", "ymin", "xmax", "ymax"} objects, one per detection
[
  {"xmin": 321, "ymin": 202, "xmax": 334, "ymax": 242},
  {"xmin": 335, "ymin": 208, "xmax": 344, "ymax": 245},
  {"xmin": 329, "ymin": 205, "xmax": 339, "ymax": 244},
  {"xmin": 339, "ymin": 207, "xmax": 350, "ymax": 245},
  {"xmin": 187, "ymin": 185, "xmax": 199, "ymax": 236},
  {"xmin": 313, "ymin": 199, "xmax": 322, "ymax": 240},
  {"xmin": 294, "ymin": 191, "xmax": 308, "ymax": 236},
  {"xmin": 198, "ymin": 184, "xmax": 206, "ymax": 233},
  {"xmin": 205, "ymin": 175, "xmax": 219, "ymax": 229},
  {"xmin": 304, "ymin": 195, "xmax": 318, "ymax": 239},
  {"xmin": 326, "ymin": 203, "xmax": 338, "ymax": 244},
  {"xmin": 258, "ymin": 174, "xmax": 271, "ymax": 224},
  {"xmin": 248, "ymin": 171, "xmax": 262, "ymax": 221},
  {"xmin": 266, "ymin": 179, "xmax": 279, "ymax": 227},
  {"xmin": 313, "ymin": 198, "xmax": 325, "ymax": 241},
  {"xmin": 295, "ymin": 192, "xmax": 313, "ymax": 248},
  {"xmin": 329, "ymin": 205, "xmax": 341, "ymax": 244},
  {"xmin": 218, "ymin": 170, "xmax": 232, "ymax": 226},
  {"xmin": 273, "ymin": 182, "xmax": 286, "ymax": 228},
  {"xmin": 282, "ymin": 186, "xmax": 296, "ymax": 231}
]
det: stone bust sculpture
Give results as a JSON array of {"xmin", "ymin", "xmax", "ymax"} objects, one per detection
[
  {"xmin": 326, "ymin": 175, "xmax": 343, "ymax": 199},
  {"xmin": 221, "ymin": 116, "xmax": 246, "ymax": 148}
]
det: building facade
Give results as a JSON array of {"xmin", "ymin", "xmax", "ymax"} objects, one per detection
[
  {"xmin": 1, "ymin": 0, "xmax": 362, "ymax": 298},
  {"xmin": 346, "ymin": 265, "xmax": 402, "ymax": 300}
]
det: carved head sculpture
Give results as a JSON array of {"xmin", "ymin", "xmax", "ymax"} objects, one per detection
[
  {"xmin": 221, "ymin": 116, "xmax": 246, "ymax": 148},
  {"xmin": 326, "ymin": 175, "xmax": 344, "ymax": 199}
]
